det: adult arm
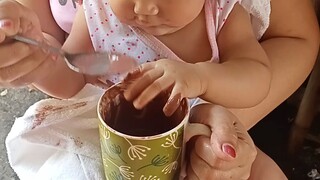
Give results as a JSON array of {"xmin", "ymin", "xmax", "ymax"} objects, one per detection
[
  {"xmin": 15, "ymin": 0, "xmax": 87, "ymax": 98},
  {"xmin": 230, "ymin": 0, "xmax": 319, "ymax": 129}
]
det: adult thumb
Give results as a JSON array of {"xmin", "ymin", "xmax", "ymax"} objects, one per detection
[
  {"xmin": 189, "ymin": 104, "xmax": 239, "ymax": 161},
  {"xmin": 210, "ymin": 124, "xmax": 238, "ymax": 161}
]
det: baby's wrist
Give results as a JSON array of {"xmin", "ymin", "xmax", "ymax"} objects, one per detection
[{"xmin": 194, "ymin": 62, "xmax": 209, "ymax": 95}]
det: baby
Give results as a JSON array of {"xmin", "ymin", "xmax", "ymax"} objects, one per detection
[{"xmin": 65, "ymin": 0, "xmax": 271, "ymax": 117}]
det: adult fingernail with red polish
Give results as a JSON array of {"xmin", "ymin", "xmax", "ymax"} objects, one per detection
[
  {"xmin": 0, "ymin": 19, "xmax": 12, "ymax": 28},
  {"xmin": 222, "ymin": 143, "xmax": 236, "ymax": 158}
]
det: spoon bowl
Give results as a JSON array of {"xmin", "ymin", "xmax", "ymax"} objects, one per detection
[{"xmin": 12, "ymin": 35, "xmax": 138, "ymax": 76}]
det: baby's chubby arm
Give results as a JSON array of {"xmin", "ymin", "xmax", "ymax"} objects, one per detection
[
  {"xmin": 124, "ymin": 3, "xmax": 271, "ymax": 114},
  {"xmin": 196, "ymin": 3, "xmax": 271, "ymax": 108}
]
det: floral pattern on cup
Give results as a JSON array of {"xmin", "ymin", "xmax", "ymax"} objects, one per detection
[{"xmin": 99, "ymin": 123, "xmax": 184, "ymax": 180}]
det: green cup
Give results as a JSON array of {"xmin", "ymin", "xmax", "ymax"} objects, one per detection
[{"xmin": 97, "ymin": 83, "xmax": 210, "ymax": 180}]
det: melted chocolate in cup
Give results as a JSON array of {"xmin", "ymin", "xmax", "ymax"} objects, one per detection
[{"xmin": 100, "ymin": 84, "xmax": 187, "ymax": 137}]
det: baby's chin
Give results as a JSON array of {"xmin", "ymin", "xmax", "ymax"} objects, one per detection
[{"xmin": 139, "ymin": 26, "xmax": 181, "ymax": 36}]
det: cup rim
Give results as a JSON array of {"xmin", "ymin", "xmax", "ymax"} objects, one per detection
[{"xmin": 97, "ymin": 83, "xmax": 189, "ymax": 140}]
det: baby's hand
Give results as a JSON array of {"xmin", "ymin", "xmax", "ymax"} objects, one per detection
[
  {"xmin": 0, "ymin": 0, "xmax": 52, "ymax": 87},
  {"xmin": 123, "ymin": 59, "xmax": 206, "ymax": 116}
]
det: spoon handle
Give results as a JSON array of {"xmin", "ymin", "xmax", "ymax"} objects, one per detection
[{"xmin": 12, "ymin": 35, "xmax": 64, "ymax": 55}]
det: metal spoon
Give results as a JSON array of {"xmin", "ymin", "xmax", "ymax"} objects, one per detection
[{"xmin": 12, "ymin": 35, "xmax": 138, "ymax": 76}]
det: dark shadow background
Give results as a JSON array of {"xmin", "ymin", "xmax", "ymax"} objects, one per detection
[{"xmin": 250, "ymin": 84, "xmax": 320, "ymax": 180}]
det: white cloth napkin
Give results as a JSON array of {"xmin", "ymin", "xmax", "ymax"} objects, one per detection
[{"xmin": 6, "ymin": 84, "xmax": 106, "ymax": 180}]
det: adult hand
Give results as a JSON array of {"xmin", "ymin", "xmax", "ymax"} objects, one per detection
[
  {"xmin": 0, "ymin": 0, "xmax": 54, "ymax": 88},
  {"xmin": 182, "ymin": 103, "xmax": 257, "ymax": 179}
]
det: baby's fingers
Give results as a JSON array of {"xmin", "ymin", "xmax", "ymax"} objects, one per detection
[
  {"xmin": 127, "ymin": 68, "xmax": 166, "ymax": 108},
  {"xmin": 135, "ymin": 74, "xmax": 174, "ymax": 109},
  {"xmin": 163, "ymin": 84, "xmax": 184, "ymax": 116},
  {"xmin": 123, "ymin": 64, "xmax": 152, "ymax": 100},
  {"xmin": 123, "ymin": 62, "xmax": 156, "ymax": 96}
]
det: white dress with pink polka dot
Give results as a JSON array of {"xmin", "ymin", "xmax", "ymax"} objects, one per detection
[{"xmin": 83, "ymin": 0, "xmax": 241, "ymax": 83}]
